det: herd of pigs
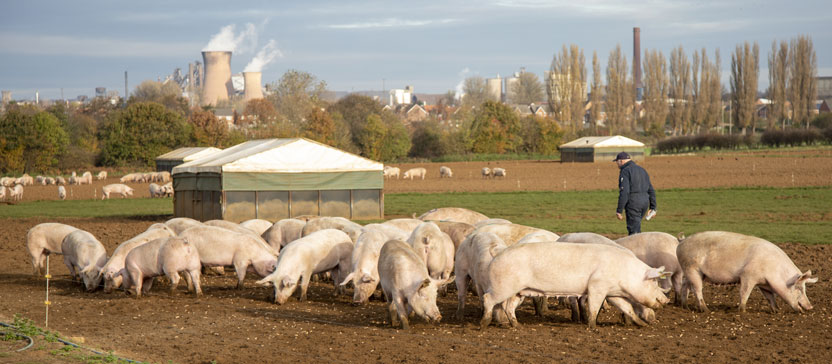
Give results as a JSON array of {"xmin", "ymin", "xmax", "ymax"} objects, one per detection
[
  {"xmin": 25, "ymin": 207, "xmax": 817, "ymax": 330},
  {"xmin": 0, "ymin": 171, "xmax": 173, "ymax": 201},
  {"xmin": 383, "ymin": 166, "xmax": 507, "ymax": 180}
]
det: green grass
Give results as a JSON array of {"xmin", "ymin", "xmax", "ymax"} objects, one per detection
[
  {"xmin": 2, "ymin": 187, "xmax": 830, "ymax": 244},
  {"xmin": 384, "ymin": 186, "xmax": 832, "ymax": 245}
]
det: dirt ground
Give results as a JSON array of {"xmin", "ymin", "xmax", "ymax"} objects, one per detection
[{"xmin": 1, "ymin": 150, "xmax": 832, "ymax": 363}]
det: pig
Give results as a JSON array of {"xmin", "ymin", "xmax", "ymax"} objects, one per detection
[
  {"xmin": 261, "ymin": 218, "xmax": 306, "ymax": 250},
  {"xmin": 80, "ymin": 171, "xmax": 93, "ymax": 185},
  {"xmin": 96, "ymin": 171, "xmax": 107, "ymax": 180},
  {"xmin": 99, "ymin": 224, "xmax": 176, "ymax": 292},
  {"xmin": 301, "ymin": 216, "xmax": 363, "ymax": 243},
  {"xmin": 240, "ymin": 219, "xmax": 274, "ymax": 236},
  {"xmin": 383, "ymin": 166, "xmax": 400, "ymax": 179},
  {"xmin": 255, "ymin": 229, "xmax": 353, "ymax": 304},
  {"xmin": 418, "ymin": 207, "xmax": 490, "ymax": 225},
  {"xmin": 557, "ymin": 232, "xmax": 625, "ymax": 249},
  {"xmin": 439, "ymin": 166, "xmax": 453, "ymax": 178},
  {"xmin": 164, "ymin": 217, "xmax": 203, "ymax": 235},
  {"xmin": 378, "ymin": 240, "xmax": 447, "ymax": 329},
  {"xmin": 26, "ymin": 223, "xmax": 79, "ymax": 275},
  {"xmin": 516, "ymin": 231, "xmax": 561, "ymax": 245},
  {"xmin": 56, "ymin": 176, "xmax": 66, "ymax": 185},
  {"xmin": 10, "ymin": 184, "xmax": 23, "ymax": 201},
  {"xmin": 148, "ymin": 183, "xmax": 164, "ymax": 198},
  {"xmin": 44, "ymin": 177, "xmax": 55, "ymax": 185},
  {"xmin": 476, "ymin": 223, "xmax": 558, "ymax": 246},
  {"xmin": 338, "ymin": 229, "xmax": 392, "ymax": 304},
  {"xmin": 454, "ymin": 232, "xmax": 509, "ymax": 320},
  {"xmin": 481, "ymin": 167, "xmax": 491, "ymax": 179},
  {"xmin": 434, "ymin": 221, "xmax": 476, "ymax": 251},
  {"xmin": 57, "ymin": 186, "xmax": 66, "ymax": 200},
  {"xmin": 380, "ymin": 218, "xmax": 423, "ymax": 234},
  {"xmin": 480, "ymin": 242, "xmax": 670, "ymax": 329},
  {"xmin": 204, "ymin": 219, "xmax": 258, "ymax": 235},
  {"xmin": 402, "ymin": 167, "xmax": 427, "ymax": 180},
  {"xmin": 407, "ymin": 222, "xmax": 455, "ymax": 281},
  {"xmin": 179, "ymin": 226, "xmax": 278, "ymax": 288},
  {"xmin": 360, "ymin": 223, "xmax": 409, "ymax": 241},
  {"xmin": 616, "ymin": 232, "xmax": 684, "ymax": 303},
  {"xmin": 61, "ymin": 230, "xmax": 108, "ymax": 291},
  {"xmin": 161, "ymin": 182, "xmax": 173, "ymax": 197},
  {"xmin": 473, "ymin": 218, "xmax": 512, "ymax": 228},
  {"xmin": 122, "ymin": 237, "xmax": 203, "ymax": 298},
  {"xmin": 676, "ymin": 231, "xmax": 818, "ymax": 313},
  {"xmin": 0, "ymin": 186, "xmax": 5, "ymax": 200},
  {"xmin": 492, "ymin": 167, "xmax": 506, "ymax": 178},
  {"xmin": 101, "ymin": 184, "xmax": 134, "ymax": 199}
]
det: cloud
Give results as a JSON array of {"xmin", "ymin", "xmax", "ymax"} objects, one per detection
[
  {"xmin": 0, "ymin": 32, "xmax": 199, "ymax": 58},
  {"xmin": 325, "ymin": 17, "xmax": 457, "ymax": 29}
]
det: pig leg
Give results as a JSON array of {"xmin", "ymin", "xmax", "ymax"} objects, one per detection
[
  {"xmin": 184, "ymin": 272, "xmax": 194, "ymax": 292},
  {"xmin": 533, "ymin": 296, "xmax": 549, "ymax": 317},
  {"xmin": 568, "ymin": 296, "xmax": 581, "ymax": 322},
  {"xmin": 142, "ymin": 277, "xmax": 155, "ymax": 295},
  {"xmin": 393, "ymin": 295, "xmax": 410, "ymax": 330},
  {"xmin": 607, "ymin": 297, "xmax": 647, "ymax": 327},
  {"xmin": 759, "ymin": 286, "xmax": 778, "ymax": 312},
  {"xmin": 685, "ymin": 269, "xmax": 709, "ymax": 312},
  {"xmin": 504, "ymin": 296, "xmax": 522, "ymax": 328},
  {"xmin": 188, "ymin": 269, "xmax": 203, "ymax": 296},
  {"xmin": 768, "ymin": 280, "xmax": 802, "ymax": 312},
  {"xmin": 738, "ymin": 278, "xmax": 759, "ymax": 313},
  {"xmin": 672, "ymin": 273, "xmax": 685, "ymax": 305},
  {"xmin": 167, "ymin": 270, "xmax": 180, "ymax": 295},
  {"xmin": 383, "ymin": 290, "xmax": 399, "ymax": 327},
  {"xmin": 233, "ymin": 261, "xmax": 248, "ymax": 289},
  {"xmin": 132, "ymin": 272, "xmax": 144, "ymax": 298},
  {"xmin": 585, "ymin": 291, "xmax": 606, "ymax": 329},
  {"xmin": 480, "ymin": 292, "xmax": 497, "ymax": 329},
  {"xmin": 64, "ymin": 257, "xmax": 77, "ymax": 280},
  {"xmin": 455, "ymin": 273, "xmax": 469, "ymax": 320},
  {"xmin": 299, "ymin": 271, "xmax": 313, "ymax": 302}
]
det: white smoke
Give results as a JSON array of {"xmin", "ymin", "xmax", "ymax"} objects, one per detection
[
  {"xmin": 454, "ymin": 67, "xmax": 471, "ymax": 100},
  {"xmin": 202, "ymin": 23, "xmax": 258, "ymax": 54},
  {"xmin": 244, "ymin": 39, "xmax": 283, "ymax": 72}
]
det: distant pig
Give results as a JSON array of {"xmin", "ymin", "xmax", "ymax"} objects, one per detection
[
  {"xmin": 378, "ymin": 240, "xmax": 448, "ymax": 329},
  {"xmin": 179, "ymin": 226, "xmax": 278, "ymax": 288},
  {"xmin": 100, "ymin": 224, "xmax": 176, "ymax": 292},
  {"xmin": 402, "ymin": 167, "xmax": 427, "ymax": 180},
  {"xmin": 27, "ymin": 223, "xmax": 79, "ymax": 275},
  {"xmin": 676, "ymin": 231, "xmax": 817, "ymax": 313},
  {"xmin": 61, "ymin": 230, "xmax": 108, "ymax": 291},
  {"xmin": 101, "ymin": 184, "xmax": 133, "ymax": 199},
  {"xmin": 480, "ymin": 242, "xmax": 670, "ymax": 329},
  {"xmin": 406, "ymin": 222, "xmax": 455, "ymax": 280},
  {"xmin": 58, "ymin": 186, "xmax": 66, "ymax": 200},
  {"xmin": 122, "ymin": 237, "xmax": 202, "ymax": 297},
  {"xmin": 256, "ymin": 229, "xmax": 353, "ymax": 304}
]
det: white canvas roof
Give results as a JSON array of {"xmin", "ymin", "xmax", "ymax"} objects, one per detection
[
  {"xmin": 156, "ymin": 147, "xmax": 223, "ymax": 162},
  {"xmin": 172, "ymin": 138, "xmax": 383, "ymax": 174},
  {"xmin": 559, "ymin": 135, "xmax": 645, "ymax": 148}
]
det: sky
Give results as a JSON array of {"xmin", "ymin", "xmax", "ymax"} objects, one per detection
[{"xmin": 1, "ymin": 0, "xmax": 830, "ymax": 101}]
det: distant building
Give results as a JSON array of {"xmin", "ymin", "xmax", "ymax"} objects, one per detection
[
  {"xmin": 1, "ymin": 90, "xmax": 11, "ymax": 105},
  {"xmin": 817, "ymin": 76, "xmax": 832, "ymax": 98},
  {"xmin": 95, "ymin": 87, "xmax": 107, "ymax": 98},
  {"xmin": 389, "ymin": 86, "xmax": 414, "ymax": 105},
  {"xmin": 559, "ymin": 135, "xmax": 646, "ymax": 163}
]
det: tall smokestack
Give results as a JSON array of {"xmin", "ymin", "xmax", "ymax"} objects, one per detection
[
  {"xmin": 243, "ymin": 72, "xmax": 263, "ymax": 101},
  {"xmin": 202, "ymin": 51, "xmax": 233, "ymax": 106},
  {"xmin": 633, "ymin": 27, "xmax": 643, "ymax": 101}
]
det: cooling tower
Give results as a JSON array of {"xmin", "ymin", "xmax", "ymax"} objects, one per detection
[
  {"xmin": 243, "ymin": 72, "xmax": 263, "ymax": 101},
  {"xmin": 486, "ymin": 75, "xmax": 502, "ymax": 102},
  {"xmin": 202, "ymin": 51, "xmax": 233, "ymax": 106},
  {"xmin": 634, "ymin": 27, "xmax": 643, "ymax": 101}
]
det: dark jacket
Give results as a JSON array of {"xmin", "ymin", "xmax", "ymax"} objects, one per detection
[{"xmin": 616, "ymin": 161, "xmax": 656, "ymax": 213}]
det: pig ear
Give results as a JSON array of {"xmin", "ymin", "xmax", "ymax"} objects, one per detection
[
  {"xmin": 677, "ymin": 232, "xmax": 686, "ymax": 241},
  {"xmin": 361, "ymin": 273, "xmax": 375, "ymax": 283},
  {"xmin": 282, "ymin": 276, "xmax": 295, "ymax": 287},
  {"xmin": 339, "ymin": 272, "xmax": 354, "ymax": 286},
  {"xmin": 419, "ymin": 278, "xmax": 431, "ymax": 290},
  {"xmin": 645, "ymin": 267, "xmax": 663, "ymax": 280},
  {"xmin": 799, "ymin": 271, "xmax": 818, "ymax": 284}
]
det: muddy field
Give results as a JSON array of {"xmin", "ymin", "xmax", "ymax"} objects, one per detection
[{"xmin": 1, "ymin": 150, "xmax": 832, "ymax": 363}]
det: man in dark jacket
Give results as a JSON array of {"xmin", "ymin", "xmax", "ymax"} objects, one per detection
[{"xmin": 613, "ymin": 152, "xmax": 656, "ymax": 235}]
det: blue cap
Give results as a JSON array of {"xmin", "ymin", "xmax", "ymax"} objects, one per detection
[{"xmin": 613, "ymin": 152, "xmax": 631, "ymax": 161}]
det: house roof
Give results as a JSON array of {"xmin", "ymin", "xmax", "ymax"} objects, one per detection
[
  {"xmin": 559, "ymin": 135, "xmax": 646, "ymax": 148},
  {"xmin": 172, "ymin": 138, "xmax": 383, "ymax": 175},
  {"xmin": 156, "ymin": 147, "xmax": 223, "ymax": 162}
]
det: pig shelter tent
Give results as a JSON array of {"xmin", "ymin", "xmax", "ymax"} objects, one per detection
[
  {"xmin": 171, "ymin": 138, "xmax": 384, "ymax": 222},
  {"xmin": 155, "ymin": 147, "xmax": 223, "ymax": 173},
  {"xmin": 559, "ymin": 135, "xmax": 646, "ymax": 163}
]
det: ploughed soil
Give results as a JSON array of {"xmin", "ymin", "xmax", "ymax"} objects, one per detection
[{"xmin": 1, "ymin": 150, "xmax": 832, "ymax": 363}]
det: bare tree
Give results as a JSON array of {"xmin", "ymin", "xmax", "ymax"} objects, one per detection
[
  {"xmin": 643, "ymin": 49, "xmax": 669, "ymax": 136},
  {"xmin": 547, "ymin": 44, "xmax": 586, "ymax": 130},
  {"xmin": 706, "ymin": 49, "xmax": 723, "ymax": 132},
  {"xmin": 788, "ymin": 35, "xmax": 817, "ymax": 128},
  {"xmin": 510, "ymin": 71, "xmax": 545, "ymax": 105},
  {"xmin": 768, "ymin": 40, "xmax": 789, "ymax": 129},
  {"xmin": 588, "ymin": 51, "xmax": 602, "ymax": 133},
  {"xmin": 669, "ymin": 46, "xmax": 693, "ymax": 135},
  {"xmin": 605, "ymin": 44, "xmax": 631, "ymax": 134},
  {"xmin": 462, "ymin": 76, "xmax": 488, "ymax": 108},
  {"xmin": 730, "ymin": 41, "xmax": 759, "ymax": 135}
]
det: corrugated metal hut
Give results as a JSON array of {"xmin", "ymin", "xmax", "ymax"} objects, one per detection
[
  {"xmin": 171, "ymin": 138, "xmax": 384, "ymax": 222},
  {"xmin": 155, "ymin": 147, "xmax": 223, "ymax": 173},
  {"xmin": 559, "ymin": 136, "xmax": 646, "ymax": 162}
]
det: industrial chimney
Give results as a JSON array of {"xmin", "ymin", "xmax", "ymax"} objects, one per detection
[
  {"xmin": 201, "ymin": 51, "xmax": 233, "ymax": 106},
  {"xmin": 243, "ymin": 72, "xmax": 263, "ymax": 101},
  {"xmin": 633, "ymin": 27, "xmax": 643, "ymax": 101}
]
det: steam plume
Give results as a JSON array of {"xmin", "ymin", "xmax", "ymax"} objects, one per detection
[
  {"xmin": 202, "ymin": 23, "xmax": 258, "ymax": 54},
  {"xmin": 244, "ymin": 40, "xmax": 283, "ymax": 72},
  {"xmin": 454, "ymin": 67, "xmax": 471, "ymax": 99}
]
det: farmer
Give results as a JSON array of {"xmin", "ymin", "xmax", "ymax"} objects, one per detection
[{"xmin": 613, "ymin": 152, "xmax": 656, "ymax": 235}]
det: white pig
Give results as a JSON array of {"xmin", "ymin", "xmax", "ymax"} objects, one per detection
[
  {"xmin": 480, "ymin": 242, "xmax": 670, "ymax": 329},
  {"xmin": 616, "ymin": 232, "xmax": 684, "ymax": 302},
  {"xmin": 179, "ymin": 226, "xmax": 278, "ymax": 288},
  {"xmin": 418, "ymin": 207, "xmax": 489, "ymax": 225},
  {"xmin": 380, "ymin": 218, "xmax": 423, "ymax": 234},
  {"xmin": 454, "ymin": 232, "xmax": 508, "ymax": 320},
  {"xmin": 256, "ymin": 229, "xmax": 353, "ymax": 304},
  {"xmin": 476, "ymin": 223, "xmax": 558, "ymax": 246},
  {"xmin": 240, "ymin": 219, "xmax": 274, "ymax": 236},
  {"xmin": 338, "ymin": 229, "xmax": 395, "ymax": 304},
  {"xmin": 301, "ymin": 216, "xmax": 363, "ymax": 243},
  {"xmin": 676, "ymin": 231, "xmax": 817, "ymax": 313},
  {"xmin": 378, "ymin": 240, "xmax": 447, "ymax": 329},
  {"xmin": 101, "ymin": 184, "xmax": 134, "ymax": 199},
  {"xmin": 164, "ymin": 217, "xmax": 203, "ymax": 235},
  {"xmin": 61, "ymin": 230, "xmax": 108, "ymax": 291},
  {"xmin": 122, "ymin": 237, "xmax": 202, "ymax": 297},
  {"xmin": 57, "ymin": 186, "xmax": 66, "ymax": 200},
  {"xmin": 261, "ymin": 218, "xmax": 306, "ymax": 251},
  {"xmin": 100, "ymin": 224, "xmax": 176, "ymax": 292},
  {"xmin": 26, "ymin": 223, "xmax": 79, "ymax": 275},
  {"xmin": 402, "ymin": 167, "xmax": 427, "ymax": 180},
  {"xmin": 204, "ymin": 219, "xmax": 258, "ymax": 235},
  {"xmin": 406, "ymin": 222, "xmax": 455, "ymax": 280},
  {"xmin": 148, "ymin": 183, "xmax": 164, "ymax": 198}
]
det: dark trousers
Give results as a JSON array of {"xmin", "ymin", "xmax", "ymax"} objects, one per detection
[{"xmin": 625, "ymin": 203, "xmax": 648, "ymax": 235}]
